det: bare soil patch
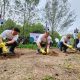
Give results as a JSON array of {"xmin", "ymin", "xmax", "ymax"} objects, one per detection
[{"xmin": 0, "ymin": 48, "xmax": 80, "ymax": 80}]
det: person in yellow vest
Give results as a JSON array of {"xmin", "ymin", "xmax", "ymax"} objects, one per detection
[
  {"xmin": 0, "ymin": 27, "xmax": 20, "ymax": 55},
  {"xmin": 36, "ymin": 31, "xmax": 52, "ymax": 54}
]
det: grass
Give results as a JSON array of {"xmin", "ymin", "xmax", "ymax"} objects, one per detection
[
  {"xmin": 18, "ymin": 43, "xmax": 56, "ymax": 50},
  {"xmin": 18, "ymin": 43, "xmax": 37, "ymax": 50},
  {"xmin": 42, "ymin": 75, "xmax": 56, "ymax": 80}
]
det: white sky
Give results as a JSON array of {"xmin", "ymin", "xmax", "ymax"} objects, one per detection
[
  {"xmin": 1, "ymin": 0, "xmax": 80, "ymax": 34},
  {"xmin": 68, "ymin": 0, "xmax": 80, "ymax": 32},
  {"xmin": 38, "ymin": 0, "xmax": 80, "ymax": 34}
]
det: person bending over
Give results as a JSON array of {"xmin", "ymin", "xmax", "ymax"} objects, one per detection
[
  {"xmin": 59, "ymin": 34, "xmax": 72, "ymax": 53},
  {"xmin": 36, "ymin": 31, "xmax": 52, "ymax": 54},
  {"xmin": 0, "ymin": 27, "xmax": 20, "ymax": 55}
]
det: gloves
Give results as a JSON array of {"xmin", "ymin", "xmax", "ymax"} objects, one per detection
[
  {"xmin": 40, "ymin": 48, "xmax": 46, "ymax": 54},
  {"xmin": 67, "ymin": 44, "xmax": 73, "ymax": 49},
  {"xmin": 0, "ymin": 42, "xmax": 5, "ymax": 48},
  {"xmin": 69, "ymin": 45, "xmax": 73, "ymax": 48},
  {"xmin": 64, "ymin": 43, "xmax": 73, "ymax": 49},
  {"xmin": 47, "ymin": 48, "xmax": 49, "ymax": 53},
  {"xmin": 0, "ymin": 42, "xmax": 8, "ymax": 53},
  {"xmin": 3, "ymin": 46, "xmax": 8, "ymax": 53}
]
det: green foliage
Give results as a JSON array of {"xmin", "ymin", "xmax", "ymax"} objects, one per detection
[
  {"xmin": 42, "ymin": 75, "xmax": 55, "ymax": 80},
  {"xmin": 0, "ymin": 27, "xmax": 3, "ymax": 34},
  {"xmin": 0, "ymin": 19, "xmax": 44, "ymax": 38},
  {"xmin": 3, "ymin": 19, "xmax": 16, "ymax": 29},
  {"xmin": 21, "ymin": 22, "xmax": 44, "ymax": 37},
  {"xmin": 0, "ymin": 19, "xmax": 22, "ymax": 34},
  {"xmin": 30, "ymin": 23, "xmax": 44, "ymax": 33},
  {"xmin": 51, "ymin": 31, "xmax": 61, "ymax": 40},
  {"xmin": 50, "ymin": 31, "xmax": 61, "ymax": 47},
  {"xmin": 18, "ymin": 43, "xmax": 37, "ymax": 50},
  {"xmin": 0, "ymin": 19, "xmax": 61, "ymax": 47},
  {"xmin": 70, "ymin": 38, "xmax": 74, "ymax": 46},
  {"xmin": 45, "ymin": 0, "xmax": 76, "ymax": 33}
]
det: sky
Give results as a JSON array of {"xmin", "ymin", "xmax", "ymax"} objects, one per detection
[
  {"xmin": 68, "ymin": 0, "xmax": 80, "ymax": 33},
  {"xmin": 1, "ymin": 0, "xmax": 80, "ymax": 34},
  {"xmin": 38, "ymin": 0, "xmax": 80, "ymax": 34}
]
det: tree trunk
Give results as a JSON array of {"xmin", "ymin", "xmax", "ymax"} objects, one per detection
[{"xmin": 3, "ymin": 0, "xmax": 6, "ymax": 19}]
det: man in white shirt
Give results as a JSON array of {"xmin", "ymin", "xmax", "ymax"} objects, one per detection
[
  {"xmin": 36, "ymin": 31, "xmax": 52, "ymax": 54},
  {"xmin": 0, "ymin": 27, "xmax": 20, "ymax": 54},
  {"xmin": 59, "ymin": 34, "xmax": 72, "ymax": 53}
]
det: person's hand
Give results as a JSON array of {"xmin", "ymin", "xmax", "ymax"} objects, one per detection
[
  {"xmin": 47, "ymin": 48, "xmax": 49, "ymax": 53},
  {"xmin": 40, "ymin": 48, "xmax": 46, "ymax": 54},
  {"xmin": 69, "ymin": 45, "xmax": 73, "ymax": 48},
  {"xmin": 0, "ymin": 42, "xmax": 8, "ymax": 53},
  {"xmin": 4, "ymin": 42, "xmax": 8, "ymax": 46},
  {"xmin": 64, "ymin": 43, "xmax": 73, "ymax": 49},
  {"xmin": 0, "ymin": 42, "xmax": 5, "ymax": 47},
  {"xmin": 67, "ymin": 45, "xmax": 73, "ymax": 48},
  {"xmin": 2, "ymin": 46, "xmax": 9, "ymax": 53},
  {"xmin": 2, "ymin": 42, "xmax": 7, "ymax": 46}
]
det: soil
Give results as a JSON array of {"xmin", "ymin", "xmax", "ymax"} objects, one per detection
[{"xmin": 0, "ymin": 48, "xmax": 80, "ymax": 80}]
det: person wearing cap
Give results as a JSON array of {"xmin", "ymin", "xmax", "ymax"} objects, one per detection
[
  {"xmin": 59, "ymin": 34, "xmax": 72, "ymax": 53},
  {"xmin": 36, "ymin": 31, "xmax": 52, "ymax": 54},
  {"xmin": 0, "ymin": 27, "xmax": 20, "ymax": 55}
]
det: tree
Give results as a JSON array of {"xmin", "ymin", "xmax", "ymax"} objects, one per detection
[
  {"xmin": 21, "ymin": 22, "xmax": 44, "ymax": 37},
  {"xmin": 23, "ymin": 0, "xmax": 40, "ymax": 24},
  {"xmin": 14, "ymin": 0, "xmax": 40, "ymax": 24},
  {"xmin": 14, "ymin": 0, "xmax": 40, "ymax": 36},
  {"xmin": 45, "ymin": 0, "xmax": 76, "ymax": 35},
  {"xmin": 0, "ymin": 0, "xmax": 40, "ymax": 25},
  {"xmin": 0, "ymin": 19, "xmax": 17, "ymax": 33},
  {"xmin": 0, "ymin": 0, "xmax": 3, "ymax": 16},
  {"xmin": 1, "ymin": 0, "xmax": 10, "ymax": 19},
  {"xmin": 3, "ymin": 19, "xmax": 16, "ymax": 29}
]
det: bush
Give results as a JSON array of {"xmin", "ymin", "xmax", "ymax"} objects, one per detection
[
  {"xmin": 0, "ymin": 19, "xmax": 21, "ymax": 33},
  {"xmin": 2, "ymin": 19, "xmax": 16, "ymax": 30},
  {"xmin": 21, "ymin": 22, "xmax": 45, "ymax": 37}
]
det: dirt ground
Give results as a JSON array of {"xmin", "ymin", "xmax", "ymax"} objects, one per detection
[{"xmin": 0, "ymin": 48, "xmax": 80, "ymax": 80}]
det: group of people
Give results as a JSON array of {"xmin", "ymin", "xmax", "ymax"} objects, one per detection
[
  {"xmin": 0, "ymin": 27, "xmax": 80, "ymax": 56},
  {"xmin": 0, "ymin": 27, "xmax": 52, "ymax": 55}
]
